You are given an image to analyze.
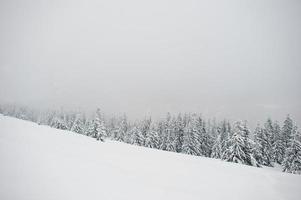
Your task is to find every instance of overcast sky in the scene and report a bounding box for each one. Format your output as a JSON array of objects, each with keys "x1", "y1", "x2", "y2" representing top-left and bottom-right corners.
[{"x1": 0, "y1": 0, "x2": 300, "y2": 126}]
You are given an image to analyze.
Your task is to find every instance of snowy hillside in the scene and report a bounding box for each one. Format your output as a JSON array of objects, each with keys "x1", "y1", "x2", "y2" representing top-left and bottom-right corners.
[{"x1": 0, "y1": 115, "x2": 300, "y2": 200}]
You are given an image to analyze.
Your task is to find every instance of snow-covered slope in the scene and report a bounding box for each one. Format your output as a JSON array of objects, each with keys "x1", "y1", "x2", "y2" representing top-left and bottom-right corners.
[{"x1": 0, "y1": 115, "x2": 300, "y2": 200}]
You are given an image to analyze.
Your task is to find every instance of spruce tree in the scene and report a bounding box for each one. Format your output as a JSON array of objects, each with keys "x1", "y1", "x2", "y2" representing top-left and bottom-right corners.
[
  {"x1": 130, "y1": 126, "x2": 144, "y2": 146},
  {"x1": 95, "y1": 108, "x2": 107, "y2": 141},
  {"x1": 272, "y1": 121, "x2": 285, "y2": 164},
  {"x1": 253, "y1": 120, "x2": 273, "y2": 167},
  {"x1": 182, "y1": 114, "x2": 200, "y2": 156},
  {"x1": 145, "y1": 128, "x2": 160, "y2": 149},
  {"x1": 282, "y1": 126, "x2": 301, "y2": 174},
  {"x1": 211, "y1": 128, "x2": 223, "y2": 159},
  {"x1": 282, "y1": 115, "x2": 294, "y2": 149},
  {"x1": 174, "y1": 114, "x2": 184, "y2": 153},
  {"x1": 116, "y1": 115, "x2": 128, "y2": 142},
  {"x1": 223, "y1": 121, "x2": 257, "y2": 166},
  {"x1": 70, "y1": 114, "x2": 84, "y2": 134},
  {"x1": 253, "y1": 124, "x2": 265, "y2": 165}
]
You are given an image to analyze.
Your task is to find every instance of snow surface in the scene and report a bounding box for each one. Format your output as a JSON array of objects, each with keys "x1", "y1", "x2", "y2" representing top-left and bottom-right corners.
[{"x1": 0, "y1": 115, "x2": 300, "y2": 200}]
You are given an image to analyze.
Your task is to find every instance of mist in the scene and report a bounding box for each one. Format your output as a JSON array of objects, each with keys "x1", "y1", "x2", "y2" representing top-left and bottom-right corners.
[{"x1": 1, "y1": 0, "x2": 301, "y2": 126}]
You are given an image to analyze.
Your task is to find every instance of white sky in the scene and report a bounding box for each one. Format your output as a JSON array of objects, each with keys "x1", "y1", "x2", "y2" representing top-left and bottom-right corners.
[{"x1": 1, "y1": 0, "x2": 301, "y2": 126}]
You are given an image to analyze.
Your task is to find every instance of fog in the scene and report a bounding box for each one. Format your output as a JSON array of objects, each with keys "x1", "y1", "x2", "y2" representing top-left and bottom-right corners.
[{"x1": 1, "y1": 0, "x2": 301, "y2": 126}]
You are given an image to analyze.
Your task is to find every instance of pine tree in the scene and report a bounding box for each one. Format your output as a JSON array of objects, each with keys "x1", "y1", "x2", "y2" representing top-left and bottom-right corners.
[
  {"x1": 253, "y1": 120, "x2": 273, "y2": 166},
  {"x1": 174, "y1": 114, "x2": 184, "y2": 153},
  {"x1": 50, "y1": 113, "x2": 68, "y2": 130},
  {"x1": 282, "y1": 126, "x2": 301, "y2": 174},
  {"x1": 116, "y1": 115, "x2": 128, "y2": 142},
  {"x1": 223, "y1": 121, "x2": 258, "y2": 166},
  {"x1": 262, "y1": 119, "x2": 274, "y2": 166},
  {"x1": 140, "y1": 117, "x2": 152, "y2": 146},
  {"x1": 200, "y1": 118, "x2": 213, "y2": 157},
  {"x1": 211, "y1": 128, "x2": 223, "y2": 159},
  {"x1": 70, "y1": 114, "x2": 84, "y2": 134},
  {"x1": 85, "y1": 120, "x2": 96, "y2": 137},
  {"x1": 130, "y1": 126, "x2": 143, "y2": 146},
  {"x1": 253, "y1": 124, "x2": 265, "y2": 165},
  {"x1": 182, "y1": 114, "x2": 200, "y2": 156},
  {"x1": 282, "y1": 115, "x2": 294, "y2": 149},
  {"x1": 217, "y1": 120, "x2": 231, "y2": 158},
  {"x1": 95, "y1": 108, "x2": 107, "y2": 141},
  {"x1": 272, "y1": 121, "x2": 285, "y2": 164},
  {"x1": 165, "y1": 117, "x2": 177, "y2": 152},
  {"x1": 145, "y1": 128, "x2": 160, "y2": 149}
]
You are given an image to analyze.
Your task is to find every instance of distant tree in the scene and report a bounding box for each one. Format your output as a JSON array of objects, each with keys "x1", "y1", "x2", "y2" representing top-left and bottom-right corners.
[
  {"x1": 165, "y1": 116, "x2": 177, "y2": 152},
  {"x1": 95, "y1": 108, "x2": 107, "y2": 141},
  {"x1": 116, "y1": 115, "x2": 128, "y2": 142},
  {"x1": 211, "y1": 128, "x2": 223, "y2": 159},
  {"x1": 145, "y1": 128, "x2": 160, "y2": 149},
  {"x1": 70, "y1": 114, "x2": 84, "y2": 134},
  {"x1": 223, "y1": 121, "x2": 258, "y2": 166},
  {"x1": 50, "y1": 113, "x2": 68, "y2": 130},
  {"x1": 282, "y1": 126, "x2": 301, "y2": 174},
  {"x1": 220, "y1": 120, "x2": 231, "y2": 157},
  {"x1": 140, "y1": 117, "x2": 152, "y2": 146},
  {"x1": 282, "y1": 115, "x2": 294, "y2": 149},
  {"x1": 130, "y1": 126, "x2": 143, "y2": 146},
  {"x1": 182, "y1": 114, "x2": 200, "y2": 156},
  {"x1": 253, "y1": 124, "x2": 265, "y2": 165},
  {"x1": 272, "y1": 121, "x2": 285, "y2": 164},
  {"x1": 174, "y1": 114, "x2": 184, "y2": 153},
  {"x1": 252, "y1": 119, "x2": 274, "y2": 167}
]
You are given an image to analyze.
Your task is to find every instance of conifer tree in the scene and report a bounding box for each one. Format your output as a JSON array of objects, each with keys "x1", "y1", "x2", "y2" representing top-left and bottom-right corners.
[
  {"x1": 130, "y1": 126, "x2": 143, "y2": 146},
  {"x1": 140, "y1": 117, "x2": 152, "y2": 146},
  {"x1": 272, "y1": 121, "x2": 285, "y2": 164},
  {"x1": 223, "y1": 121, "x2": 257, "y2": 166},
  {"x1": 95, "y1": 108, "x2": 107, "y2": 141},
  {"x1": 282, "y1": 126, "x2": 301, "y2": 174},
  {"x1": 182, "y1": 114, "x2": 200, "y2": 156},
  {"x1": 116, "y1": 115, "x2": 128, "y2": 142},
  {"x1": 211, "y1": 128, "x2": 223, "y2": 159},
  {"x1": 50, "y1": 113, "x2": 68, "y2": 130},
  {"x1": 145, "y1": 128, "x2": 160, "y2": 149},
  {"x1": 253, "y1": 124, "x2": 265, "y2": 165},
  {"x1": 282, "y1": 115, "x2": 294, "y2": 149},
  {"x1": 174, "y1": 114, "x2": 184, "y2": 153},
  {"x1": 70, "y1": 114, "x2": 84, "y2": 134}
]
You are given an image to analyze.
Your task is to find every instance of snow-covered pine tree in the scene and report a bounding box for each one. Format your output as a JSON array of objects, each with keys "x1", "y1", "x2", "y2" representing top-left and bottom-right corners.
[
  {"x1": 219, "y1": 120, "x2": 231, "y2": 157},
  {"x1": 130, "y1": 126, "x2": 144, "y2": 146},
  {"x1": 211, "y1": 126, "x2": 224, "y2": 159},
  {"x1": 182, "y1": 114, "x2": 200, "y2": 156},
  {"x1": 222, "y1": 121, "x2": 258, "y2": 166},
  {"x1": 200, "y1": 118, "x2": 213, "y2": 157},
  {"x1": 95, "y1": 108, "x2": 107, "y2": 141},
  {"x1": 174, "y1": 114, "x2": 184, "y2": 153},
  {"x1": 272, "y1": 121, "x2": 285, "y2": 164},
  {"x1": 282, "y1": 115, "x2": 294, "y2": 149},
  {"x1": 70, "y1": 114, "x2": 84, "y2": 134},
  {"x1": 260, "y1": 119, "x2": 274, "y2": 166},
  {"x1": 145, "y1": 127, "x2": 160, "y2": 149},
  {"x1": 253, "y1": 124, "x2": 265, "y2": 165},
  {"x1": 282, "y1": 126, "x2": 301, "y2": 174},
  {"x1": 50, "y1": 112, "x2": 68, "y2": 130},
  {"x1": 140, "y1": 117, "x2": 152, "y2": 147},
  {"x1": 165, "y1": 117, "x2": 177, "y2": 152},
  {"x1": 252, "y1": 120, "x2": 274, "y2": 166},
  {"x1": 157, "y1": 121, "x2": 168, "y2": 150},
  {"x1": 116, "y1": 114, "x2": 128, "y2": 142},
  {"x1": 84, "y1": 119, "x2": 96, "y2": 138}
]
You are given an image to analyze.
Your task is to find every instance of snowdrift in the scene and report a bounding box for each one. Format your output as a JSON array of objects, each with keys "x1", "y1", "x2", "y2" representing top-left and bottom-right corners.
[{"x1": 0, "y1": 115, "x2": 300, "y2": 200}]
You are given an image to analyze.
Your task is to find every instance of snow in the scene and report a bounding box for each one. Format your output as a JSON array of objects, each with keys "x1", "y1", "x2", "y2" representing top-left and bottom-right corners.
[{"x1": 0, "y1": 115, "x2": 300, "y2": 200}]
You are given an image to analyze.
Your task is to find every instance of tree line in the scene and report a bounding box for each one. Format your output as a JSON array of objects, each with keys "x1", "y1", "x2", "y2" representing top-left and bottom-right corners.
[{"x1": 0, "y1": 104, "x2": 300, "y2": 174}]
